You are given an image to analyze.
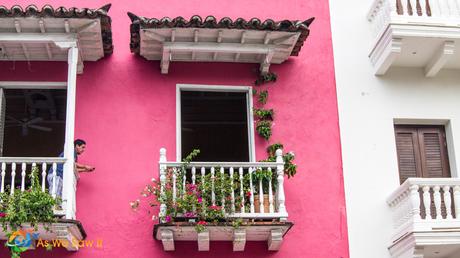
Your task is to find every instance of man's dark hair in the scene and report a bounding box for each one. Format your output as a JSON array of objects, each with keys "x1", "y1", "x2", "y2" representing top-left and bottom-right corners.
[{"x1": 74, "y1": 139, "x2": 86, "y2": 146}]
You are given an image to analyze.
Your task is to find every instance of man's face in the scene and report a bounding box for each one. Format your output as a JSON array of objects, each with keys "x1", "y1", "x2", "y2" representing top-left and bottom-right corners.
[{"x1": 75, "y1": 144, "x2": 86, "y2": 155}]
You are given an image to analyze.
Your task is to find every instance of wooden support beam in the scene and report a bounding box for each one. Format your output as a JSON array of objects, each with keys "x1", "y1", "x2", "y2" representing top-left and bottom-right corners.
[
  {"x1": 161, "y1": 50, "x2": 171, "y2": 74},
  {"x1": 14, "y1": 19, "x2": 30, "y2": 60},
  {"x1": 213, "y1": 30, "x2": 223, "y2": 60},
  {"x1": 75, "y1": 21, "x2": 98, "y2": 33},
  {"x1": 260, "y1": 50, "x2": 274, "y2": 74},
  {"x1": 160, "y1": 229, "x2": 175, "y2": 251},
  {"x1": 268, "y1": 229, "x2": 283, "y2": 251},
  {"x1": 0, "y1": 33, "x2": 77, "y2": 44},
  {"x1": 171, "y1": 29, "x2": 176, "y2": 42},
  {"x1": 144, "y1": 30, "x2": 166, "y2": 42},
  {"x1": 233, "y1": 229, "x2": 246, "y2": 251},
  {"x1": 192, "y1": 30, "x2": 199, "y2": 60},
  {"x1": 425, "y1": 41, "x2": 455, "y2": 77},
  {"x1": 39, "y1": 19, "x2": 53, "y2": 60},
  {"x1": 197, "y1": 231, "x2": 210, "y2": 251},
  {"x1": 163, "y1": 42, "x2": 273, "y2": 55},
  {"x1": 64, "y1": 19, "x2": 71, "y2": 33},
  {"x1": 235, "y1": 31, "x2": 246, "y2": 61}
]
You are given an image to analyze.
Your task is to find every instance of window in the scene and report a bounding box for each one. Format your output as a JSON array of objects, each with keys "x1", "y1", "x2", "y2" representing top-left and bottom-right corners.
[
  {"x1": 177, "y1": 85, "x2": 254, "y2": 162},
  {"x1": 394, "y1": 125, "x2": 451, "y2": 184}
]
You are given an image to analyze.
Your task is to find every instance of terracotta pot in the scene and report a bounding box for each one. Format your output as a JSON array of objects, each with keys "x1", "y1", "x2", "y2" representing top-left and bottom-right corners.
[{"x1": 254, "y1": 194, "x2": 270, "y2": 213}]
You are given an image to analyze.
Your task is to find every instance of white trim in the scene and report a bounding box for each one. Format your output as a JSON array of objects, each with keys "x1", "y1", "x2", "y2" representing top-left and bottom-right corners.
[
  {"x1": 176, "y1": 84, "x2": 256, "y2": 162},
  {"x1": 0, "y1": 81, "x2": 67, "y2": 89}
]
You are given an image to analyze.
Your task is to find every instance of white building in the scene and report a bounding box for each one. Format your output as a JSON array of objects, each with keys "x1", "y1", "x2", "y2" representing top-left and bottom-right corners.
[{"x1": 329, "y1": 1, "x2": 460, "y2": 258}]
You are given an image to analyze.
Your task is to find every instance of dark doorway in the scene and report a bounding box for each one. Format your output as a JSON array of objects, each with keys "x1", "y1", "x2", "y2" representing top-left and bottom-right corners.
[{"x1": 180, "y1": 90, "x2": 250, "y2": 162}]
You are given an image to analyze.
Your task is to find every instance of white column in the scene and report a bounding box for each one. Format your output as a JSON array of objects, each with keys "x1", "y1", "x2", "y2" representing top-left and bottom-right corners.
[
  {"x1": 159, "y1": 148, "x2": 167, "y2": 221},
  {"x1": 62, "y1": 44, "x2": 78, "y2": 219},
  {"x1": 276, "y1": 149, "x2": 288, "y2": 218}
]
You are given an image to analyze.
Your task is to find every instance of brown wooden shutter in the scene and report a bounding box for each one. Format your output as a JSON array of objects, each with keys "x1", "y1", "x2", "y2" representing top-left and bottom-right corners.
[{"x1": 395, "y1": 125, "x2": 450, "y2": 184}]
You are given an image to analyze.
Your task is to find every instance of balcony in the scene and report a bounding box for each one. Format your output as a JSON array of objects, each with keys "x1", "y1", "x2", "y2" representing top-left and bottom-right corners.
[
  {"x1": 368, "y1": 0, "x2": 460, "y2": 76},
  {"x1": 0, "y1": 157, "x2": 85, "y2": 251},
  {"x1": 388, "y1": 178, "x2": 460, "y2": 258},
  {"x1": 154, "y1": 148, "x2": 292, "y2": 252}
]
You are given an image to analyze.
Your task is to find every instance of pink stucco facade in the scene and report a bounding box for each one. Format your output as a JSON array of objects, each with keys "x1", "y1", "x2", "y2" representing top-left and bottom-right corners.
[{"x1": 0, "y1": 0, "x2": 349, "y2": 257}]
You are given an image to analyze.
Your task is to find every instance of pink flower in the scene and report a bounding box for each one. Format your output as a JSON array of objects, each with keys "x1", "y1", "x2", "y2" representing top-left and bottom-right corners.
[
  {"x1": 197, "y1": 221, "x2": 207, "y2": 226},
  {"x1": 197, "y1": 197, "x2": 202, "y2": 203},
  {"x1": 0, "y1": 212, "x2": 6, "y2": 218},
  {"x1": 209, "y1": 205, "x2": 221, "y2": 211},
  {"x1": 185, "y1": 212, "x2": 195, "y2": 218},
  {"x1": 246, "y1": 191, "x2": 252, "y2": 198},
  {"x1": 165, "y1": 215, "x2": 172, "y2": 222}
]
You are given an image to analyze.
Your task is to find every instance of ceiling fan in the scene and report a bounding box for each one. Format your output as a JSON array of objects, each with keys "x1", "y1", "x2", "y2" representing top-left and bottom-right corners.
[{"x1": 5, "y1": 116, "x2": 53, "y2": 136}]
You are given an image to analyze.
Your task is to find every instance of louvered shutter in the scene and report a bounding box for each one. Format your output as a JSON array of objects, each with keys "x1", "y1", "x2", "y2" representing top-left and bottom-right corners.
[
  {"x1": 395, "y1": 127, "x2": 422, "y2": 183},
  {"x1": 395, "y1": 125, "x2": 450, "y2": 184},
  {"x1": 417, "y1": 127, "x2": 450, "y2": 178}
]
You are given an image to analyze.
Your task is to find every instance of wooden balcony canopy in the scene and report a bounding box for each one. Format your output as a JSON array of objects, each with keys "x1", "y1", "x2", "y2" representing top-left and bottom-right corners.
[
  {"x1": 0, "y1": 4, "x2": 113, "y2": 73},
  {"x1": 128, "y1": 13, "x2": 314, "y2": 74}
]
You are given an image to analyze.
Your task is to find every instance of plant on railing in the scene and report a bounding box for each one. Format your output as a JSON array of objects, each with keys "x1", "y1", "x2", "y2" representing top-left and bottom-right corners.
[
  {"x1": 0, "y1": 167, "x2": 57, "y2": 258},
  {"x1": 131, "y1": 150, "x2": 254, "y2": 233},
  {"x1": 264, "y1": 143, "x2": 297, "y2": 178},
  {"x1": 255, "y1": 72, "x2": 277, "y2": 86}
]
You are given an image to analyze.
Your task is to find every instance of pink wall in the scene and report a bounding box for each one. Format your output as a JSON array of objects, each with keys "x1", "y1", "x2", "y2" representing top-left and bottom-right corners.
[{"x1": 0, "y1": 0, "x2": 348, "y2": 257}]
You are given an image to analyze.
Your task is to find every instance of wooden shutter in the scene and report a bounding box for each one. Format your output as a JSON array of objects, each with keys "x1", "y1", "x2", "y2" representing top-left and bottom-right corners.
[{"x1": 395, "y1": 125, "x2": 450, "y2": 184}]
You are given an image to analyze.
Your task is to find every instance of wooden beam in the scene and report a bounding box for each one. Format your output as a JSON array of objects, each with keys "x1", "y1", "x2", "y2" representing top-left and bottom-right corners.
[
  {"x1": 163, "y1": 42, "x2": 273, "y2": 55},
  {"x1": 39, "y1": 19, "x2": 53, "y2": 60},
  {"x1": 235, "y1": 31, "x2": 246, "y2": 61},
  {"x1": 144, "y1": 30, "x2": 166, "y2": 42},
  {"x1": 160, "y1": 229, "x2": 175, "y2": 251},
  {"x1": 233, "y1": 229, "x2": 246, "y2": 251},
  {"x1": 0, "y1": 33, "x2": 77, "y2": 44},
  {"x1": 192, "y1": 30, "x2": 199, "y2": 60},
  {"x1": 268, "y1": 229, "x2": 283, "y2": 251},
  {"x1": 64, "y1": 19, "x2": 70, "y2": 33},
  {"x1": 260, "y1": 50, "x2": 274, "y2": 74},
  {"x1": 213, "y1": 30, "x2": 223, "y2": 60},
  {"x1": 14, "y1": 19, "x2": 30, "y2": 60},
  {"x1": 197, "y1": 231, "x2": 210, "y2": 251},
  {"x1": 171, "y1": 29, "x2": 176, "y2": 42},
  {"x1": 161, "y1": 50, "x2": 171, "y2": 74},
  {"x1": 425, "y1": 41, "x2": 455, "y2": 77}
]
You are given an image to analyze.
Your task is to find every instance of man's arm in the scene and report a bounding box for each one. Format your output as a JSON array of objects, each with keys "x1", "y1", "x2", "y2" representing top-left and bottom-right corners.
[{"x1": 75, "y1": 162, "x2": 95, "y2": 172}]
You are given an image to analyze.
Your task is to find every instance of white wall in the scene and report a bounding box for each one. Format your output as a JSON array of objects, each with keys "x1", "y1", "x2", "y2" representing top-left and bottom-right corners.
[{"x1": 329, "y1": 1, "x2": 460, "y2": 257}]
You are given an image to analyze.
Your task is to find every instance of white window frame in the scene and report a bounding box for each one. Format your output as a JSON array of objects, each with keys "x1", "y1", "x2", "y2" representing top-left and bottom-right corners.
[{"x1": 176, "y1": 84, "x2": 256, "y2": 162}]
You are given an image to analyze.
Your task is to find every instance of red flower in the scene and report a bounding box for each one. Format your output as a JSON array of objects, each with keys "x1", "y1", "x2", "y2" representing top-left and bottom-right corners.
[
  {"x1": 197, "y1": 221, "x2": 207, "y2": 226},
  {"x1": 246, "y1": 191, "x2": 252, "y2": 197},
  {"x1": 0, "y1": 212, "x2": 6, "y2": 218}
]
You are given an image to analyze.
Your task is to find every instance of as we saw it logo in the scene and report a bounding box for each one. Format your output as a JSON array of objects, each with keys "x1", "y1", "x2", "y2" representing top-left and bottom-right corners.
[{"x1": 6, "y1": 229, "x2": 40, "y2": 253}]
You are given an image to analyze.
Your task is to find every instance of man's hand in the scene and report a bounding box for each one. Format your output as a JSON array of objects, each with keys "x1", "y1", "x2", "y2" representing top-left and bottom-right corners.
[{"x1": 85, "y1": 165, "x2": 95, "y2": 172}]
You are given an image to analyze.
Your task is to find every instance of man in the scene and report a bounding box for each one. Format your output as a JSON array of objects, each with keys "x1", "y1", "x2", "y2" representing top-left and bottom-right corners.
[{"x1": 48, "y1": 139, "x2": 95, "y2": 197}]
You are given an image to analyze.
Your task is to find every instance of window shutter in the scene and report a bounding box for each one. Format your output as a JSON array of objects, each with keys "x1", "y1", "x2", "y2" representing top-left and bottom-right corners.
[
  {"x1": 395, "y1": 127, "x2": 422, "y2": 183},
  {"x1": 417, "y1": 127, "x2": 450, "y2": 178},
  {"x1": 395, "y1": 125, "x2": 451, "y2": 184}
]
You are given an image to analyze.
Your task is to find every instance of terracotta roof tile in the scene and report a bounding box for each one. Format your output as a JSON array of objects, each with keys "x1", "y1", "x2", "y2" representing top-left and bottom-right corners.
[
  {"x1": 0, "y1": 4, "x2": 113, "y2": 56},
  {"x1": 128, "y1": 13, "x2": 314, "y2": 56}
]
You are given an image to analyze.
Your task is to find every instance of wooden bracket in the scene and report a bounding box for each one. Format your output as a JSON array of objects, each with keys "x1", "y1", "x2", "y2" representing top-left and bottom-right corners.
[
  {"x1": 160, "y1": 229, "x2": 175, "y2": 251},
  {"x1": 268, "y1": 228, "x2": 283, "y2": 251},
  {"x1": 233, "y1": 228, "x2": 246, "y2": 251},
  {"x1": 197, "y1": 231, "x2": 210, "y2": 251}
]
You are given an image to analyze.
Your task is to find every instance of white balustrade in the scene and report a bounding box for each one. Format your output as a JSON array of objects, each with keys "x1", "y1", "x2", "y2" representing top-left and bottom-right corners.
[
  {"x1": 388, "y1": 178, "x2": 460, "y2": 233},
  {"x1": 368, "y1": 0, "x2": 460, "y2": 38},
  {"x1": 158, "y1": 148, "x2": 288, "y2": 220}
]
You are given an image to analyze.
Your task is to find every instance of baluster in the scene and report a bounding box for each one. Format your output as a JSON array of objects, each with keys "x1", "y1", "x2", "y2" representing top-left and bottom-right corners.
[
  {"x1": 211, "y1": 167, "x2": 215, "y2": 206},
  {"x1": 453, "y1": 186, "x2": 460, "y2": 218},
  {"x1": 433, "y1": 186, "x2": 442, "y2": 219},
  {"x1": 424, "y1": 0, "x2": 432, "y2": 16},
  {"x1": 249, "y1": 167, "x2": 255, "y2": 213},
  {"x1": 39, "y1": 163, "x2": 46, "y2": 192},
  {"x1": 230, "y1": 167, "x2": 235, "y2": 213},
  {"x1": 201, "y1": 167, "x2": 206, "y2": 212},
  {"x1": 406, "y1": 0, "x2": 415, "y2": 15},
  {"x1": 0, "y1": 163, "x2": 5, "y2": 193},
  {"x1": 10, "y1": 163, "x2": 16, "y2": 195},
  {"x1": 409, "y1": 184, "x2": 421, "y2": 220},
  {"x1": 259, "y1": 168, "x2": 264, "y2": 213},
  {"x1": 443, "y1": 186, "x2": 453, "y2": 219},
  {"x1": 21, "y1": 163, "x2": 26, "y2": 192},
  {"x1": 192, "y1": 167, "x2": 196, "y2": 213},
  {"x1": 396, "y1": 0, "x2": 404, "y2": 15},
  {"x1": 422, "y1": 186, "x2": 432, "y2": 219},
  {"x1": 239, "y1": 167, "x2": 245, "y2": 213},
  {"x1": 172, "y1": 167, "x2": 177, "y2": 205},
  {"x1": 268, "y1": 167, "x2": 274, "y2": 213},
  {"x1": 276, "y1": 149, "x2": 287, "y2": 216},
  {"x1": 159, "y1": 148, "x2": 167, "y2": 221},
  {"x1": 416, "y1": 0, "x2": 422, "y2": 15},
  {"x1": 220, "y1": 167, "x2": 225, "y2": 215},
  {"x1": 51, "y1": 163, "x2": 57, "y2": 198},
  {"x1": 182, "y1": 168, "x2": 186, "y2": 198}
]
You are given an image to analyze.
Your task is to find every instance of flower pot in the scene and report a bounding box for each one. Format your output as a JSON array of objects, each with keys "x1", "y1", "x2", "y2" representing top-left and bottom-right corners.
[{"x1": 254, "y1": 194, "x2": 270, "y2": 213}]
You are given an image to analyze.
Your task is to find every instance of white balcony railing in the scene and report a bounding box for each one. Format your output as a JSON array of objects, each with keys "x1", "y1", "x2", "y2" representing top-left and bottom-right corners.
[
  {"x1": 158, "y1": 148, "x2": 288, "y2": 221},
  {"x1": 388, "y1": 178, "x2": 460, "y2": 239},
  {"x1": 0, "y1": 157, "x2": 77, "y2": 218},
  {"x1": 368, "y1": 0, "x2": 460, "y2": 38}
]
